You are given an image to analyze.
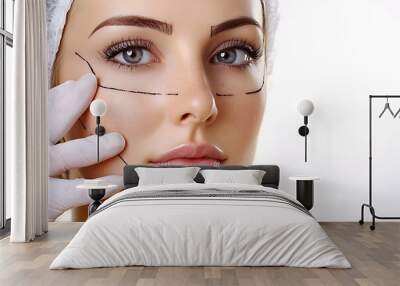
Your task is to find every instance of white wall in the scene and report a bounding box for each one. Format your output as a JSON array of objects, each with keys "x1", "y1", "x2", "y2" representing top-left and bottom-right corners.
[{"x1": 255, "y1": 0, "x2": 400, "y2": 221}]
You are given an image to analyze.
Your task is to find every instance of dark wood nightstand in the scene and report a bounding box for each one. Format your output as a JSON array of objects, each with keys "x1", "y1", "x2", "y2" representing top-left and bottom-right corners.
[
  {"x1": 289, "y1": 176, "x2": 320, "y2": 210},
  {"x1": 77, "y1": 181, "x2": 117, "y2": 216}
]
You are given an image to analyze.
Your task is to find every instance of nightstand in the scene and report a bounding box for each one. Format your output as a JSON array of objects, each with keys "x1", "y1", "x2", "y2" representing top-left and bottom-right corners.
[
  {"x1": 77, "y1": 180, "x2": 118, "y2": 216},
  {"x1": 289, "y1": 176, "x2": 320, "y2": 210}
]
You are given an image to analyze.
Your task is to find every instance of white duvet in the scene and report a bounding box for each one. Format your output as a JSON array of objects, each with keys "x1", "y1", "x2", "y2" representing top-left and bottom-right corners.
[{"x1": 50, "y1": 183, "x2": 351, "y2": 269}]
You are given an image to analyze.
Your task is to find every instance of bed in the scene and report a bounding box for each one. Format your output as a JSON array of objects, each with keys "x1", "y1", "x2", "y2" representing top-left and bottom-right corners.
[{"x1": 50, "y1": 165, "x2": 351, "y2": 269}]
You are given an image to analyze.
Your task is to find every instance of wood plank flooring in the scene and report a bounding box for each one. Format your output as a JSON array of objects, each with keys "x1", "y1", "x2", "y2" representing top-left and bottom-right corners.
[{"x1": 0, "y1": 222, "x2": 399, "y2": 286}]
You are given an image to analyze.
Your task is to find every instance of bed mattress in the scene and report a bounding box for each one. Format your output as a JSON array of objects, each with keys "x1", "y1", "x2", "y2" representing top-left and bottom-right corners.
[{"x1": 50, "y1": 183, "x2": 351, "y2": 269}]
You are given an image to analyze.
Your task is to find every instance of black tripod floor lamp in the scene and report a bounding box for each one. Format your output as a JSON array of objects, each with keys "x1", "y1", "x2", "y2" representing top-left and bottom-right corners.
[{"x1": 359, "y1": 95, "x2": 400, "y2": 230}]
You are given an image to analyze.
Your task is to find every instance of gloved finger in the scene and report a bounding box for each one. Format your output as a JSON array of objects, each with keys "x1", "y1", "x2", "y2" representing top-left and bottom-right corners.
[
  {"x1": 48, "y1": 175, "x2": 124, "y2": 220},
  {"x1": 48, "y1": 73, "x2": 98, "y2": 145},
  {"x1": 49, "y1": 132, "x2": 125, "y2": 177}
]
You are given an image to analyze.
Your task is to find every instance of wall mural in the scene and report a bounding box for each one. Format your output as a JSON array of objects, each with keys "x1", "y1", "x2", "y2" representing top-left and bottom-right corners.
[{"x1": 47, "y1": 0, "x2": 277, "y2": 220}]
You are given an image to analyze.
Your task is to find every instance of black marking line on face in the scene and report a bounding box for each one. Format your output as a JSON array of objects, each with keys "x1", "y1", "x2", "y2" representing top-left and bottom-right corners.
[
  {"x1": 118, "y1": 154, "x2": 128, "y2": 165},
  {"x1": 75, "y1": 52, "x2": 97, "y2": 76},
  {"x1": 74, "y1": 51, "x2": 178, "y2": 96},
  {"x1": 245, "y1": 75, "x2": 265, "y2": 95},
  {"x1": 98, "y1": 85, "x2": 162, "y2": 96},
  {"x1": 215, "y1": 73, "x2": 265, "y2": 97},
  {"x1": 79, "y1": 119, "x2": 128, "y2": 166},
  {"x1": 79, "y1": 119, "x2": 87, "y2": 130}
]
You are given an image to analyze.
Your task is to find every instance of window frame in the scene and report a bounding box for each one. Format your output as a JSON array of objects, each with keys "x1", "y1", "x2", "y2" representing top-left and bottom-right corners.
[{"x1": 0, "y1": 0, "x2": 14, "y2": 234}]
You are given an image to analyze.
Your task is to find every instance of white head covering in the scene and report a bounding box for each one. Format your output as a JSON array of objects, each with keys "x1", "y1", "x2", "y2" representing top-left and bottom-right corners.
[
  {"x1": 264, "y1": 0, "x2": 279, "y2": 74},
  {"x1": 46, "y1": 0, "x2": 279, "y2": 82},
  {"x1": 46, "y1": 0, "x2": 74, "y2": 82}
]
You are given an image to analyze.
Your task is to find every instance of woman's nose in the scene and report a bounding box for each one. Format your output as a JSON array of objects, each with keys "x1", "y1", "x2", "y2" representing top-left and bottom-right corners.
[{"x1": 169, "y1": 68, "x2": 218, "y2": 127}]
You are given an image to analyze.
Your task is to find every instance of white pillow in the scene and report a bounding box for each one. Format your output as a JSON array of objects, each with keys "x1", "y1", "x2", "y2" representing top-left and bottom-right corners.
[
  {"x1": 135, "y1": 167, "x2": 201, "y2": 186},
  {"x1": 200, "y1": 169, "x2": 266, "y2": 185}
]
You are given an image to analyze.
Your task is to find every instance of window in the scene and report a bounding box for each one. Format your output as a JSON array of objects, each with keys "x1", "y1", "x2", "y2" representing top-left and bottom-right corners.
[{"x1": 0, "y1": 0, "x2": 14, "y2": 233}]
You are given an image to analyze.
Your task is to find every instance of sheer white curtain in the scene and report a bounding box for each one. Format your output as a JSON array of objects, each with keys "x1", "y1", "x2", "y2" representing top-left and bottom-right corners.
[{"x1": 9, "y1": 0, "x2": 48, "y2": 242}]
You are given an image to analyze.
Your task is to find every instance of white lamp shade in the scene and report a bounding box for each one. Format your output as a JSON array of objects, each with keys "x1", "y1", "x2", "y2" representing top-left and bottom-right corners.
[
  {"x1": 90, "y1": 99, "x2": 107, "y2": 117},
  {"x1": 297, "y1": 99, "x2": 315, "y2": 116}
]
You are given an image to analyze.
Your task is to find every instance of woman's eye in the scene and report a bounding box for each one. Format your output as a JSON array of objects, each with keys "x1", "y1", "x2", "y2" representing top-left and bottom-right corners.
[
  {"x1": 213, "y1": 48, "x2": 252, "y2": 66},
  {"x1": 113, "y1": 48, "x2": 153, "y2": 65}
]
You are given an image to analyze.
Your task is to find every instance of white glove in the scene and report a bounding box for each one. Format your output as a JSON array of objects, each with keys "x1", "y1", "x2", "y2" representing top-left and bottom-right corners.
[{"x1": 48, "y1": 73, "x2": 126, "y2": 220}]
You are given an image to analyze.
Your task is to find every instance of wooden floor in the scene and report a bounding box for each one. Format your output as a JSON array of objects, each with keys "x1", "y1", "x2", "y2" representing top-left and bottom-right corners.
[{"x1": 0, "y1": 222, "x2": 399, "y2": 286}]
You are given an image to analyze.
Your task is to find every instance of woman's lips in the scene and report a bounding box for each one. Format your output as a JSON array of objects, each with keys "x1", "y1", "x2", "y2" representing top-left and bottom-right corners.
[{"x1": 150, "y1": 144, "x2": 227, "y2": 166}]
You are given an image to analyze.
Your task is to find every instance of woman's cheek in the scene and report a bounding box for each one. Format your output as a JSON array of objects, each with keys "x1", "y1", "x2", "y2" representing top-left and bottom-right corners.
[
  {"x1": 215, "y1": 95, "x2": 265, "y2": 164},
  {"x1": 104, "y1": 90, "x2": 167, "y2": 150},
  {"x1": 75, "y1": 90, "x2": 167, "y2": 178}
]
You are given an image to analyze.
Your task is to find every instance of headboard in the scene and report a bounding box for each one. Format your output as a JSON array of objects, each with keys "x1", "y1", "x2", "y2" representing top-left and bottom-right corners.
[{"x1": 123, "y1": 165, "x2": 280, "y2": 189}]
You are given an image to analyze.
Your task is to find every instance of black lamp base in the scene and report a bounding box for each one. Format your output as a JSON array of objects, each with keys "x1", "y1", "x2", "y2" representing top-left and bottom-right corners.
[
  {"x1": 95, "y1": 125, "x2": 106, "y2": 136},
  {"x1": 298, "y1": 126, "x2": 309, "y2": 136}
]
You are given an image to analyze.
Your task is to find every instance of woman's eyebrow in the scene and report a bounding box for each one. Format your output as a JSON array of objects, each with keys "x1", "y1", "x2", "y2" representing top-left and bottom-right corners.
[
  {"x1": 210, "y1": 16, "x2": 261, "y2": 37},
  {"x1": 89, "y1": 15, "x2": 173, "y2": 38}
]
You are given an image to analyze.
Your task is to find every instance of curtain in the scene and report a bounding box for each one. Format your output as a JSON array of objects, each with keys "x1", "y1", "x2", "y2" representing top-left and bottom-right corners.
[{"x1": 9, "y1": 0, "x2": 48, "y2": 242}]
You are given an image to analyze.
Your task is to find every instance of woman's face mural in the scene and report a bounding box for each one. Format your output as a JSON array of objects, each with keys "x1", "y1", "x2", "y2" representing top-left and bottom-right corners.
[{"x1": 53, "y1": 0, "x2": 267, "y2": 179}]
